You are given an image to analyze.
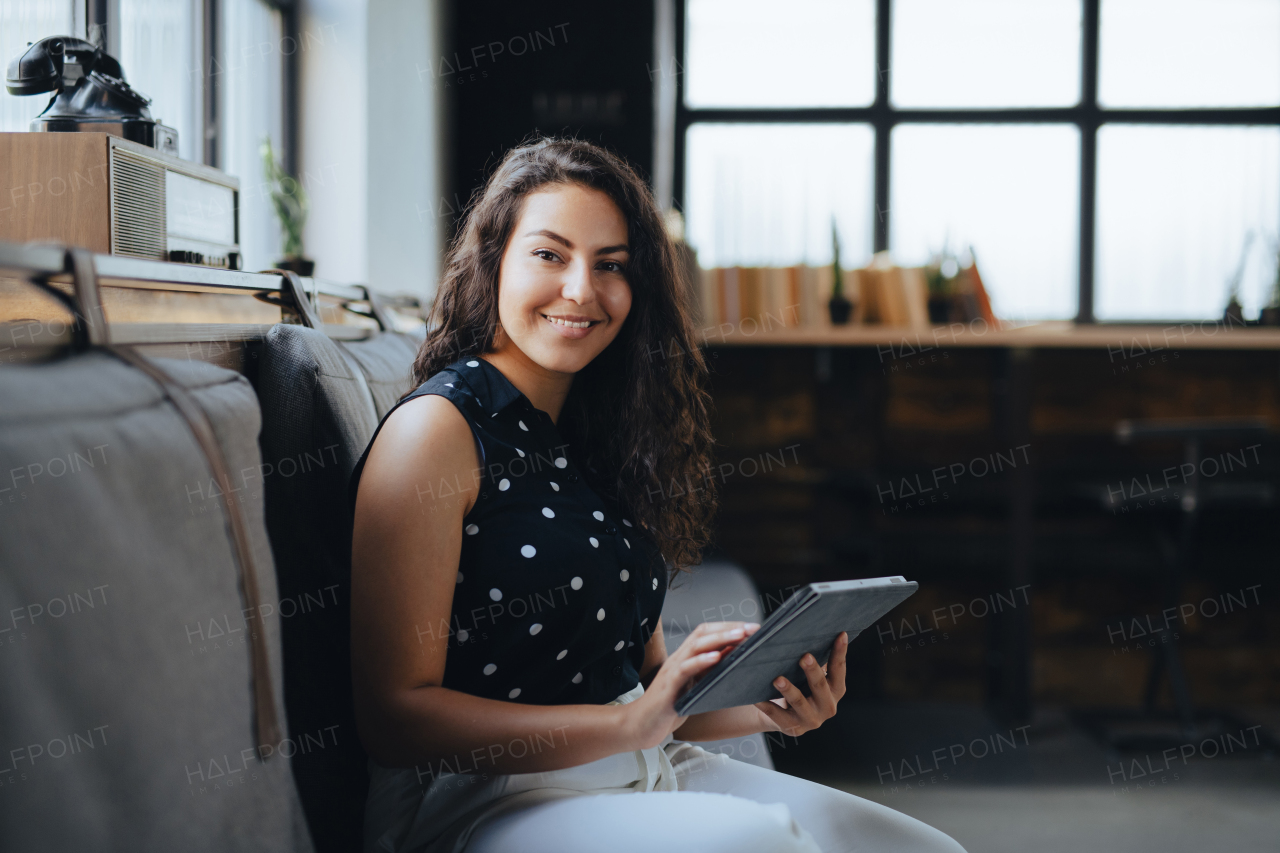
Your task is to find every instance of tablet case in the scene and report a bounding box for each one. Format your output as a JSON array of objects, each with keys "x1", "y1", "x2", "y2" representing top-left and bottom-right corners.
[{"x1": 674, "y1": 576, "x2": 918, "y2": 716}]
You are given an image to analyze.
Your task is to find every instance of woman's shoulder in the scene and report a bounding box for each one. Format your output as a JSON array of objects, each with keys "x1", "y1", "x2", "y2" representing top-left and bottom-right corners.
[{"x1": 361, "y1": 379, "x2": 479, "y2": 497}]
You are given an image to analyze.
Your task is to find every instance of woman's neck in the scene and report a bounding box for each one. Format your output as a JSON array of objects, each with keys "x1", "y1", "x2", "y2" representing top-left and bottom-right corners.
[{"x1": 480, "y1": 346, "x2": 574, "y2": 425}]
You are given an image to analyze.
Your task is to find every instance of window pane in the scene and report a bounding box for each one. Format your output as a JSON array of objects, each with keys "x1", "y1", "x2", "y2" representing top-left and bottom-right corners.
[
  {"x1": 891, "y1": 125, "x2": 1080, "y2": 321},
  {"x1": 120, "y1": 0, "x2": 201, "y2": 161},
  {"x1": 220, "y1": 0, "x2": 285, "y2": 271},
  {"x1": 892, "y1": 0, "x2": 1081, "y2": 107},
  {"x1": 1096, "y1": 126, "x2": 1280, "y2": 321},
  {"x1": 684, "y1": 124, "x2": 874, "y2": 268},
  {"x1": 1099, "y1": 0, "x2": 1280, "y2": 108},
  {"x1": 1, "y1": 1, "x2": 74, "y2": 134},
  {"x1": 684, "y1": 0, "x2": 875, "y2": 108}
]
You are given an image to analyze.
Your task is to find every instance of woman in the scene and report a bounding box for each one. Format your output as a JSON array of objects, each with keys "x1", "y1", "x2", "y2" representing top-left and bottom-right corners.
[{"x1": 349, "y1": 138, "x2": 965, "y2": 853}]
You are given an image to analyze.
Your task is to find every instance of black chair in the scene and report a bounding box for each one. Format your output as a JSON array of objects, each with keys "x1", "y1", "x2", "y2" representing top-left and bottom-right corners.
[{"x1": 1076, "y1": 417, "x2": 1275, "y2": 754}]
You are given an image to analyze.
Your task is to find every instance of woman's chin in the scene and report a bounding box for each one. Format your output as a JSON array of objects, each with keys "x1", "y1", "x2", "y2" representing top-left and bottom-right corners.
[{"x1": 525, "y1": 342, "x2": 602, "y2": 376}]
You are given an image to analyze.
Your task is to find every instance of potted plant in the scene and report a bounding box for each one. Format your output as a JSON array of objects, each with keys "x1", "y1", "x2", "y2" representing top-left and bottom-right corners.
[
  {"x1": 1262, "y1": 236, "x2": 1280, "y2": 326},
  {"x1": 261, "y1": 137, "x2": 314, "y2": 276},
  {"x1": 828, "y1": 220, "x2": 853, "y2": 325},
  {"x1": 925, "y1": 249, "x2": 961, "y2": 324}
]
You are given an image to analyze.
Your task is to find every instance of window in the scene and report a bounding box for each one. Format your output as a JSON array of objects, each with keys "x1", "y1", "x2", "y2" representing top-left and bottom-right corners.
[
  {"x1": 676, "y1": 0, "x2": 1280, "y2": 322},
  {"x1": 120, "y1": 0, "x2": 203, "y2": 162},
  {"x1": 1, "y1": 0, "x2": 288, "y2": 270},
  {"x1": 1, "y1": 1, "x2": 75, "y2": 134},
  {"x1": 219, "y1": 0, "x2": 285, "y2": 271}
]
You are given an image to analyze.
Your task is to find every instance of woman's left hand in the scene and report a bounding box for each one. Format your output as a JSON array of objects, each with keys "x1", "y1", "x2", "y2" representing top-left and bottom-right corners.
[{"x1": 753, "y1": 631, "x2": 848, "y2": 737}]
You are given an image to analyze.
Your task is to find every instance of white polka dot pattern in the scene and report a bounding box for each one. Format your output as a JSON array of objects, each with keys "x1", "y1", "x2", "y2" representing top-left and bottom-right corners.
[{"x1": 520, "y1": 545, "x2": 536, "y2": 558}]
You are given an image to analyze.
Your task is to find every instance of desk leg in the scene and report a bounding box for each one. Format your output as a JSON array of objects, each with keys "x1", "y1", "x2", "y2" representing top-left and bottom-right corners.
[{"x1": 997, "y1": 347, "x2": 1034, "y2": 724}]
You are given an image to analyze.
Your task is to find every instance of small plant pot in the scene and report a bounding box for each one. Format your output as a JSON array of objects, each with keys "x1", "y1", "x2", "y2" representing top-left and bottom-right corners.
[
  {"x1": 828, "y1": 294, "x2": 853, "y2": 325},
  {"x1": 273, "y1": 256, "x2": 315, "y2": 277}
]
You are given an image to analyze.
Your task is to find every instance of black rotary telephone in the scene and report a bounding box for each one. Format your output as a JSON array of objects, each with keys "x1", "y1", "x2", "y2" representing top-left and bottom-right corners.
[{"x1": 5, "y1": 36, "x2": 178, "y2": 156}]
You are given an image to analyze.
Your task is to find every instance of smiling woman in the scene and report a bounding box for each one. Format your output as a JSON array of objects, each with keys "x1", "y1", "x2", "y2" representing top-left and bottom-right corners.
[{"x1": 348, "y1": 138, "x2": 966, "y2": 853}]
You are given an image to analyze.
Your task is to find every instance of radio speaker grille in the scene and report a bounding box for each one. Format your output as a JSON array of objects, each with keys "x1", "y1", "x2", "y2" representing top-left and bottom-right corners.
[{"x1": 111, "y1": 150, "x2": 167, "y2": 260}]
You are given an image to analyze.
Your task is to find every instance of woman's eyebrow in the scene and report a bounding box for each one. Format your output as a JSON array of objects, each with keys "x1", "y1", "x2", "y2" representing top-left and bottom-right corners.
[
  {"x1": 523, "y1": 229, "x2": 629, "y2": 255},
  {"x1": 524, "y1": 229, "x2": 573, "y2": 248}
]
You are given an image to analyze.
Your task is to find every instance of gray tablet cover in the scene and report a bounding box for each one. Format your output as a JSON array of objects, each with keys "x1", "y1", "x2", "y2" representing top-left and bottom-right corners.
[{"x1": 674, "y1": 576, "x2": 918, "y2": 716}]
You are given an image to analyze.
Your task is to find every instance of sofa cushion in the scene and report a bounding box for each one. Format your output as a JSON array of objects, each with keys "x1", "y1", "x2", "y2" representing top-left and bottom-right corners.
[
  {"x1": 0, "y1": 350, "x2": 312, "y2": 851},
  {"x1": 255, "y1": 324, "x2": 385, "y2": 853},
  {"x1": 338, "y1": 332, "x2": 420, "y2": 418}
]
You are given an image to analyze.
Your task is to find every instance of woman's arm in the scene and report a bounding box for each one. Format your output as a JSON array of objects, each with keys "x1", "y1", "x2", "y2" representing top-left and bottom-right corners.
[{"x1": 350, "y1": 395, "x2": 739, "y2": 776}]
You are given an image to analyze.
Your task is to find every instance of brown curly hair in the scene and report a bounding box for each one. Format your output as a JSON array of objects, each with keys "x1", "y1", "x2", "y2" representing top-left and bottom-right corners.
[{"x1": 406, "y1": 137, "x2": 716, "y2": 577}]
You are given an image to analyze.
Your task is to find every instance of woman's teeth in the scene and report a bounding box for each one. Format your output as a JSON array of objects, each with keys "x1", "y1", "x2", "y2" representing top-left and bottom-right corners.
[{"x1": 545, "y1": 315, "x2": 594, "y2": 329}]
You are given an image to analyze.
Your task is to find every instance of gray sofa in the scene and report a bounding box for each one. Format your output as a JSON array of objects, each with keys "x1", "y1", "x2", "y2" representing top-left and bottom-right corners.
[{"x1": 0, "y1": 255, "x2": 775, "y2": 850}]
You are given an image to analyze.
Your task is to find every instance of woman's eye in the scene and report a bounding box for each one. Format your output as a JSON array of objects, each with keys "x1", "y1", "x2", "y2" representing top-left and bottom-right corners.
[
  {"x1": 599, "y1": 261, "x2": 625, "y2": 273},
  {"x1": 534, "y1": 249, "x2": 560, "y2": 262}
]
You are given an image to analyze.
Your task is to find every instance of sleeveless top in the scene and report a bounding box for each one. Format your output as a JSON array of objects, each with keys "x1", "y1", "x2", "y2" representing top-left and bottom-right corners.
[{"x1": 348, "y1": 355, "x2": 669, "y2": 707}]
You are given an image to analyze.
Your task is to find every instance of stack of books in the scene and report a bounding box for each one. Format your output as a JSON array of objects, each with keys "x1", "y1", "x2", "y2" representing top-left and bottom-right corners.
[{"x1": 695, "y1": 258, "x2": 998, "y2": 332}]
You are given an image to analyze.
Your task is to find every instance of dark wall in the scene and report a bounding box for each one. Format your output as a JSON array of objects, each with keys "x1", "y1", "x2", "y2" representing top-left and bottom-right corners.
[{"x1": 442, "y1": 1, "x2": 655, "y2": 233}]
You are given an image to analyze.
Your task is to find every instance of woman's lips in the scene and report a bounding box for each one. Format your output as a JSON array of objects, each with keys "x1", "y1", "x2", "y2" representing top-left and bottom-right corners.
[{"x1": 541, "y1": 313, "x2": 601, "y2": 339}]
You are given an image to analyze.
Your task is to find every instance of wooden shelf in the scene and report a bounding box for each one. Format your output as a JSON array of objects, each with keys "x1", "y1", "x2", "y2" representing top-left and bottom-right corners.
[{"x1": 700, "y1": 319, "x2": 1280, "y2": 350}]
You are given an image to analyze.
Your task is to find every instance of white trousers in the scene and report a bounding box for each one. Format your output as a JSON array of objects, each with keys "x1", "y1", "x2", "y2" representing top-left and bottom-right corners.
[
  {"x1": 461, "y1": 740, "x2": 967, "y2": 853},
  {"x1": 365, "y1": 682, "x2": 966, "y2": 853}
]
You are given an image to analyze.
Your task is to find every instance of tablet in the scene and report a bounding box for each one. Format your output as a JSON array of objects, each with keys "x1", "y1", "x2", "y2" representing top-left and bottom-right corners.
[{"x1": 673, "y1": 576, "x2": 918, "y2": 716}]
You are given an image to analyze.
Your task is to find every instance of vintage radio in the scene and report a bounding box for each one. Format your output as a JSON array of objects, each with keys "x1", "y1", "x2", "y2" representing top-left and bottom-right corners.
[{"x1": 0, "y1": 132, "x2": 240, "y2": 269}]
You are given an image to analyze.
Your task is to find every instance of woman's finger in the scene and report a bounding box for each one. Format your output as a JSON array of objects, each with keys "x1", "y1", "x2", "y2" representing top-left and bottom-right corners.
[
  {"x1": 797, "y1": 653, "x2": 835, "y2": 717},
  {"x1": 827, "y1": 632, "x2": 849, "y2": 700},
  {"x1": 771, "y1": 674, "x2": 808, "y2": 713},
  {"x1": 679, "y1": 650, "x2": 722, "y2": 675}
]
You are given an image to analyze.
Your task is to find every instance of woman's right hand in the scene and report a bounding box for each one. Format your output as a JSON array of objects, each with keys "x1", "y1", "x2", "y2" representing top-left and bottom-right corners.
[{"x1": 622, "y1": 620, "x2": 760, "y2": 749}]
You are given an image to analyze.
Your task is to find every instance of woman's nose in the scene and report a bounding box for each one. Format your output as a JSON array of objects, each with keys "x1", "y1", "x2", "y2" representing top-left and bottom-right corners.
[{"x1": 561, "y1": 259, "x2": 595, "y2": 303}]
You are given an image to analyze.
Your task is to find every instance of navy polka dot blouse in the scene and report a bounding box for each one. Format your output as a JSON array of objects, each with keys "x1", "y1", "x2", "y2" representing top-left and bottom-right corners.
[{"x1": 349, "y1": 356, "x2": 668, "y2": 706}]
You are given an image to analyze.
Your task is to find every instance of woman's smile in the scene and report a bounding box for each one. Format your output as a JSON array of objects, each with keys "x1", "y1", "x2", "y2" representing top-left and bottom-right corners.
[{"x1": 540, "y1": 311, "x2": 604, "y2": 338}]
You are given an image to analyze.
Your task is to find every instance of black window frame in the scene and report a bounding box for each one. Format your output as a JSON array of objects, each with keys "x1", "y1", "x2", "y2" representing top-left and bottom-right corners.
[{"x1": 672, "y1": 0, "x2": 1280, "y2": 323}]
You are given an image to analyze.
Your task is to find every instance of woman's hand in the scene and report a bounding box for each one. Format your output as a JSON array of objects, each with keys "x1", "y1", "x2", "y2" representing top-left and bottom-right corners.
[
  {"x1": 753, "y1": 631, "x2": 848, "y2": 738},
  {"x1": 622, "y1": 621, "x2": 759, "y2": 749}
]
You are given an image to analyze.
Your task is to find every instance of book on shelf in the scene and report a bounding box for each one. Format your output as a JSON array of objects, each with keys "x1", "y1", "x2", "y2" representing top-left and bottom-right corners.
[{"x1": 697, "y1": 262, "x2": 933, "y2": 332}]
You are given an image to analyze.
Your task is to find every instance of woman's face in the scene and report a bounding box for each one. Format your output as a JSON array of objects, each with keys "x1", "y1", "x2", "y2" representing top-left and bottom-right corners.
[{"x1": 494, "y1": 183, "x2": 632, "y2": 375}]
